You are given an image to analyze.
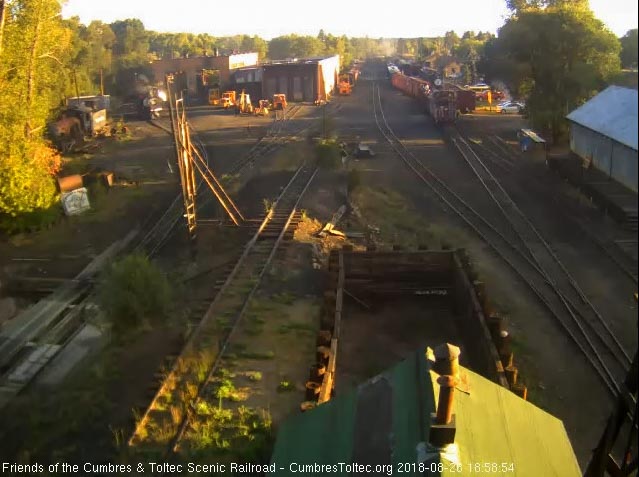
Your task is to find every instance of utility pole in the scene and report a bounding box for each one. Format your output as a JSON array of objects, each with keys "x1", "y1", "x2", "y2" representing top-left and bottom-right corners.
[{"x1": 100, "y1": 68, "x2": 104, "y2": 96}]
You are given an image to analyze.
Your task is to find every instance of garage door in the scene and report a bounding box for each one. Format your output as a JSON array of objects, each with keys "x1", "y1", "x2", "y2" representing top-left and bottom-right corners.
[{"x1": 293, "y1": 77, "x2": 303, "y2": 101}]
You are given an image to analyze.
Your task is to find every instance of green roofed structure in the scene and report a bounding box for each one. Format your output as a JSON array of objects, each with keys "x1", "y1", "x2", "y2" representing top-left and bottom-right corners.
[{"x1": 270, "y1": 347, "x2": 581, "y2": 477}]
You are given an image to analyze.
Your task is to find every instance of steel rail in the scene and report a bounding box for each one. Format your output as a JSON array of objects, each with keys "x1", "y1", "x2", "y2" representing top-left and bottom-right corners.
[
  {"x1": 128, "y1": 163, "x2": 318, "y2": 453},
  {"x1": 453, "y1": 132, "x2": 630, "y2": 367},
  {"x1": 371, "y1": 82, "x2": 620, "y2": 396},
  {"x1": 477, "y1": 132, "x2": 638, "y2": 286},
  {"x1": 170, "y1": 164, "x2": 318, "y2": 454}
]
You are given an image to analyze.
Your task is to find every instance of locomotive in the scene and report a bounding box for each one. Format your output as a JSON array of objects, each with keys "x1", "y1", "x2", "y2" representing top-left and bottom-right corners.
[{"x1": 390, "y1": 72, "x2": 476, "y2": 124}]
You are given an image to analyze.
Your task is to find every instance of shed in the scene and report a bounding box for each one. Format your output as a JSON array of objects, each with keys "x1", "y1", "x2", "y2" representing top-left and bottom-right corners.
[
  {"x1": 271, "y1": 348, "x2": 581, "y2": 477},
  {"x1": 566, "y1": 86, "x2": 638, "y2": 192},
  {"x1": 262, "y1": 55, "x2": 340, "y2": 103}
]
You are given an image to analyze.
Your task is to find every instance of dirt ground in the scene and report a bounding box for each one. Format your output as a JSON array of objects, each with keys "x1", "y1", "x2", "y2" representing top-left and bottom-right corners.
[
  {"x1": 0, "y1": 103, "x2": 325, "y2": 462},
  {"x1": 337, "y1": 298, "x2": 458, "y2": 391},
  {"x1": 2, "y1": 69, "x2": 636, "y2": 468},
  {"x1": 329, "y1": 74, "x2": 637, "y2": 468}
]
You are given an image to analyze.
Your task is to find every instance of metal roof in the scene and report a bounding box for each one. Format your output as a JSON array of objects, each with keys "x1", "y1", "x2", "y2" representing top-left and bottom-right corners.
[
  {"x1": 271, "y1": 348, "x2": 581, "y2": 476},
  {"x1": 566, "y1": 86, "x2": 638, "y2": 151}
]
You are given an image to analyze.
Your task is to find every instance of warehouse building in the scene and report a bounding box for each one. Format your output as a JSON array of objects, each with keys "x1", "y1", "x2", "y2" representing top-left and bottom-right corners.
[
  {"x1": 149, "y1": 52, "x2": 258, "y2": 97},
  {"x1": 566, "y1": 86, "x2": 638, "y2": 192},
  {"x1": 261, "y1": 55, "x2": 340, "y2": 103}
]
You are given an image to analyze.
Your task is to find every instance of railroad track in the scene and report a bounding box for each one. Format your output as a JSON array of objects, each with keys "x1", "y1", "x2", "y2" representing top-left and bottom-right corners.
[
  {"x1": 128, "y1": 163, "x2": 318, "y2": 453},
  {"x1": 463, "y1": 131, "x2": 638, "y2": 285},
  {"x1": 371, "y1": 82, "x2": 630, "y2": 397},
  {"x1": 139, "y1": 105, "x2": 307, "y2": 255}
]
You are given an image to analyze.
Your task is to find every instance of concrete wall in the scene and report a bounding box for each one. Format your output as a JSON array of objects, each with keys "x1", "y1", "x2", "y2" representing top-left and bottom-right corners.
[{"x1": 570, "y1": 122, "x2": 638, "y2": 192}]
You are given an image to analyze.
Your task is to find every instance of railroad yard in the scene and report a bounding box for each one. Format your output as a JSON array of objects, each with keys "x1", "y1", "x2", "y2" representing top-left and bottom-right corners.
[{"x1": 0, "y1": 59, "x2": 637, "y2": 473}]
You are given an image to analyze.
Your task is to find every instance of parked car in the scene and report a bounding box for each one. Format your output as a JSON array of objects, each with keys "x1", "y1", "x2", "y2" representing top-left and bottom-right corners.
[{"x1": 497, "y1": 101, "x2": 525, "y2": 114}]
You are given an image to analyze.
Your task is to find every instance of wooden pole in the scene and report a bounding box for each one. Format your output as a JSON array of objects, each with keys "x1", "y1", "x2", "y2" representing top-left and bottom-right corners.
[{"x1": 100, "y1": 68, "x2": 104, "y2": 95}]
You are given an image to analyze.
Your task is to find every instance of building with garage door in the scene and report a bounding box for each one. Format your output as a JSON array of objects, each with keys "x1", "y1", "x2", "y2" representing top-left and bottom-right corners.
[
  {"x1": 261, "y1": 55, "x2": 340, "y2": 103},
  {"x1": 566, "y1": 86, "x2": 638, "y2": 192}
]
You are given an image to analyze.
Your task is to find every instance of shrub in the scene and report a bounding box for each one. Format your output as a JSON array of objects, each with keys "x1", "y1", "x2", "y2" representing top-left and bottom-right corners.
[
  {"x1": 315, "y1": 141, "x2": 341, "y2": 170},
  {"x1": 98, "y1": 253, "x2": 172, "y2": 334}
]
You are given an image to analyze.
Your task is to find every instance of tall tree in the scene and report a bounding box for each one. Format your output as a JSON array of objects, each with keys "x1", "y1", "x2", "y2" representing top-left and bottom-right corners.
[
  {"x1": 0, "y1": 0, "x2": 6, "y2": 55},
  {"x1": 0, "y1": 0, "x2": 67, "y2": 230},
  {"x1": 620, "y1": 29, "x2": 638, "y2": 69},
  {"x1": 488, "y1": 1, "x2": 620, "y2": 141}
]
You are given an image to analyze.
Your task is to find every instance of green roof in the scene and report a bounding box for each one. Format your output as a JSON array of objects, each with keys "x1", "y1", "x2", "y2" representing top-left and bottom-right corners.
[{"x1": 270, "y1": 349, "x2": 580, "y2": 477}]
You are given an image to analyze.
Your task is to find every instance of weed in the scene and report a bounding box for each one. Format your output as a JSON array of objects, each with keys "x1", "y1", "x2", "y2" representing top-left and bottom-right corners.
[
  {"x1": 316, "y1": 140, "x2": 341, "y2": 169},
  {"x1": 238, "y1": 350, "x2": 275, "y2": 360},
  {"x1": 244, "y1": 371, "x2": 263, "y2": 382},
  {"x1": 277, "y1": 381, "x2": 294, "y2": 392},
  {"x1": 97, "y1": 253, "x2": 172, "y2": 335},
  {"x1": 278, "y1": 322, "x2": 315, "y2": 334},
  {"x1": 263, "y1": 198, "x2": 273, "y2": 214},
  {"x1": 271, "y1": 292, "x2": 295, "y2": 305}
]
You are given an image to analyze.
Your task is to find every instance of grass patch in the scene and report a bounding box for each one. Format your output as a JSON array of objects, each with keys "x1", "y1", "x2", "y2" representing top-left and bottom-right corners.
[
  {"x1": 237, "y1": 350, "x2": 275, "y2": 360},
  {"x1": 278, "y1": 322, "x2": 315, "y2": 335},
  {"x1": 244, "y1": 371, "x2": 263, "y2": 382},
  {"x1": 277, "y1": 381, "x2": 294, "y2": 392},
  {"x1": 316, "y1": 140, "x2": 342, "y2": 170}
]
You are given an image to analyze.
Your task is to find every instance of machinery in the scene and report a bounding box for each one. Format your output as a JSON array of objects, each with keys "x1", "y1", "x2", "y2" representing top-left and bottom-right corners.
[
  {"x1": 338, "y1": 74, "x2": 352, "y2": 95},
  {"x1": 254, "y1": 99, "x2": 270, "y2": 116},
  {"x1": 221, "y1": 91, "x2": 237, "y2": 109},
  {"x1": 208, "y1": 88, "x2": 221, "y2": 105},
  {"x1": 48, "y1": 105, "x2": 107, "y2": 152},
  {"x1": 236, "y1": 90, "x2": 253, "y2": 114},
  {"x1": 272, "y1": 93, "x2": 287, "y2": 110},
  {"x1": 142, "y1": 87, "x2": 167, "y2": 119}
]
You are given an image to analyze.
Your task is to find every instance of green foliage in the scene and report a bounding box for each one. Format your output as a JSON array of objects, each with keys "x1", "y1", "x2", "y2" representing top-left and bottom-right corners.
[
  {"x1": 98, "y1": 253, "x2": 172, "y2": 334},
  {"x1": 277, "y1": 381, "x2": 294, "y2": 392},
  {"x1": 0, "y1": 0, "x2": 69, "y2": 229},
  {"x1": 620, "y1": 29, "x2": 638, "y2": 69},
  {"x1": 268, "y1": 34, "x2": 325, "y2": 60},
  {"x1": 316, "y1": 140, "x2": 341, "y2": 170},
  {"x1": 483, "y1": 2, "x2": 621, "y2": 141}
]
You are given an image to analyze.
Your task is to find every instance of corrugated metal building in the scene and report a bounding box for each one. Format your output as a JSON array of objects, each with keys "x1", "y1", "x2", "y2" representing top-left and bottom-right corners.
[
  {"x1": 149, "y1": 52, "x2": 258, "y2": 96},
  {"x1": 262, "y1": 55, "x2": 340, "y2": 102},
  {"x1": 566, "y1": 86, "x2": 638, "y2": 192},
  {"x1": 271, "y1": 347, "x2": 581, "y2": 476}
]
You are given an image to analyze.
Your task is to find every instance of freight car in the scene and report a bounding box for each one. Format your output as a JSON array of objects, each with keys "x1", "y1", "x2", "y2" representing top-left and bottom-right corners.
[{"x1": 391, "y1": 73, "x2": 476, "y2": 122}]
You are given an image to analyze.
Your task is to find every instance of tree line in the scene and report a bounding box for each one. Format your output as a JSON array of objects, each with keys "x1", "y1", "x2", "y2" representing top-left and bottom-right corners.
[{"x1": 0, "y1": 0, "x2": 636, "y2": 231}]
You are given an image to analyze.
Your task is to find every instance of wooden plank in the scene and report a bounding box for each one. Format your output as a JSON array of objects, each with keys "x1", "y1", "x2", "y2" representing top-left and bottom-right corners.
[
  {"x1": 318, "y1": 338, "x2": 338, "y2": 404},
  {"x1": 0, "y1": 229, "x2": 138, "y2": 369}
]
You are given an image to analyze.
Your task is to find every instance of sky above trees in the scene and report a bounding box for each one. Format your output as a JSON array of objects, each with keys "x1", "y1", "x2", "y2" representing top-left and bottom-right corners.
[{"x1": 62, "y1": 0, "x2": 637, "y2": 39}]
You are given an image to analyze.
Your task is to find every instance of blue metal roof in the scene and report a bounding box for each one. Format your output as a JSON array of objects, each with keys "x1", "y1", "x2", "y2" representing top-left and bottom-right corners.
[{"x1": 566, "y1": 86, "x2": 638, "y2": 151}]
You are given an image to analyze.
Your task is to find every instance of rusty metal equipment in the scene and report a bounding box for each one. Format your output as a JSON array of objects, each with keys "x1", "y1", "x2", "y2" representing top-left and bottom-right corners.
[
  {"x1": 272, "y1": 93, "x2": 287, "y2": 110},
  {"x1": 338, "y1": 74, "x2": 352, "y2": 95},
  {"x1": 254, "y1": 99, "x2": 270, "y2": 116},
  {"x1": 221, "y1": 91, "x2": 236, "y2": 109},
  {"x1": 166, "y1": 75, "x2": 243, "y2": 243}
]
